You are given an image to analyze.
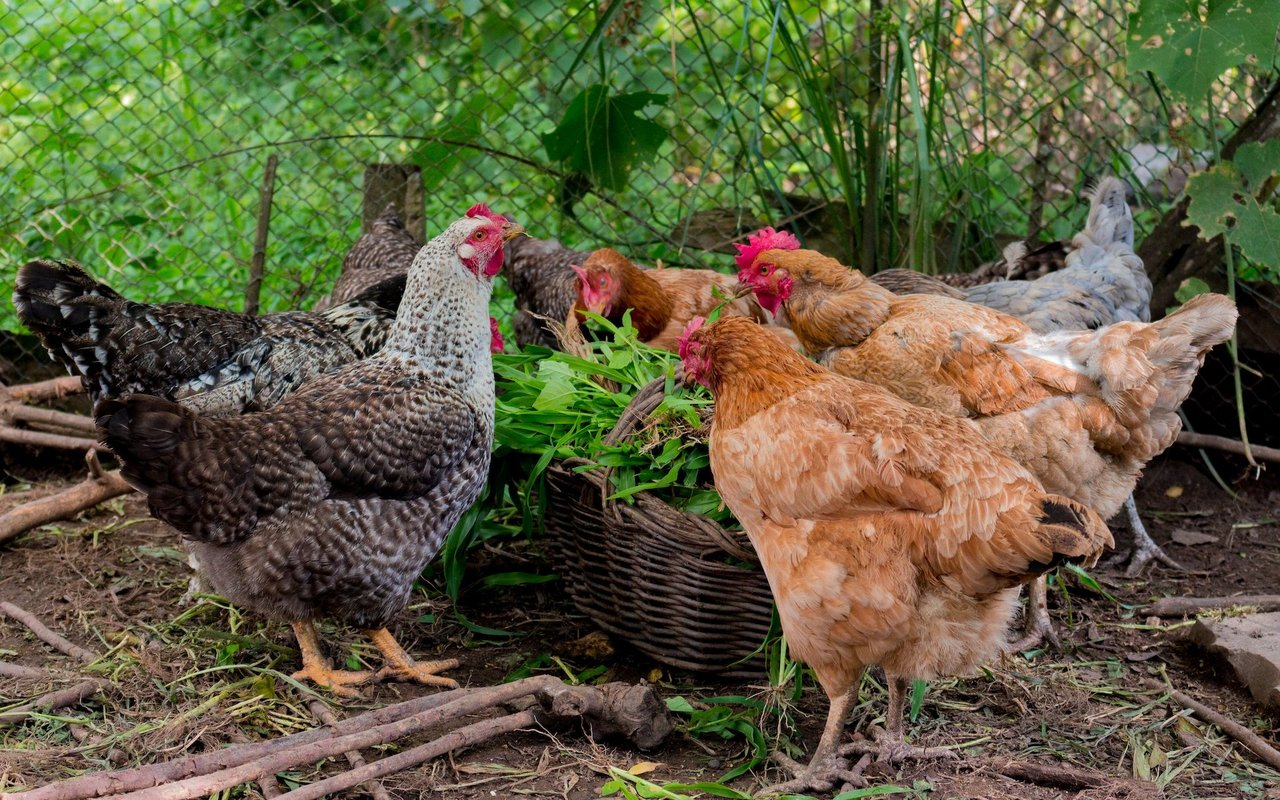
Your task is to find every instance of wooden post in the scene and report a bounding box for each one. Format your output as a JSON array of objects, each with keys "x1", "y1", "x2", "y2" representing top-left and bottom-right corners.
[
  {"x1": 362, "y1": 164, "x2": 425, "y2": 243},
  {"x1": 245, "y1": 153, "x2": 278, "y2": 316}
]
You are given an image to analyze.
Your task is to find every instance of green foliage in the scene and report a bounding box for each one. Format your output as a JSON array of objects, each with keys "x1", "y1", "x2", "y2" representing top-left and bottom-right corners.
[
  {"x1": 1127, "y1": 0, "x2": 1280, "y2": 102},
  {"x1": 1185, "y1": 141, "x2": 1280, "y2": 282},
  {"x1": 542, "y1": 85, "x2": 669, "y2": 193}
]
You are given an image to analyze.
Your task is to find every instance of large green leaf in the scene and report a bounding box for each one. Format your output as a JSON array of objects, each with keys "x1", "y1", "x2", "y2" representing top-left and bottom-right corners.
[
  {"x1": 1127, "y1": 0, "x2": 1280, "y2": 101},
  {"x1": 541, "y1": 84, "x2": 668, "y2": 193},
  {"x1": 1185, "y1": 141, "x2": 1280, "y2": 269}
]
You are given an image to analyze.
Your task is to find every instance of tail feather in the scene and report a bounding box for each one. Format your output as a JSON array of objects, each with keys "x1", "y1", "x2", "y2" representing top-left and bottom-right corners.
[
  {"x1": 1031, "y1": 495, "x2": 1113, "y2": 574},
  {"x1": 14, "y1": 260, "x2": 124, "y2": 394},
  {"x1": 1077, "y1": 177, "x2": 1133, "y2": 249},
  {"x1": 96, "y1": 395, "x2": 195, "y2": 492}
]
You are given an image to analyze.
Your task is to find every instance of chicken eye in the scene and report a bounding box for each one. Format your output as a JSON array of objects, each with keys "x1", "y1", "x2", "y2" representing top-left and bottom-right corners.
[
  {"x1": 473, "y1": 230, "x2": 486, "y2": 241},
  {"x1": 597, "y1": 276, "x2": 607, "y2": 288},
  {"x1": 759, "y1": 264, "x2": 768, "y2": 274}
]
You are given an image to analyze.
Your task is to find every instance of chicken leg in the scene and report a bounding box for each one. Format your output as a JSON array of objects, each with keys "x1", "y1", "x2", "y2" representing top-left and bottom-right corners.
[
  {"x1": 1006, "y1": 576, "x2": 1060, "y2": 653},
  {"x1": 366, "y1": 627, "x2": 460, "y2": 688},
  {"x1": 761, "y1": 687, "x2": 867, "y2": 796},
  {"x1": 289, "y1": 621, "x2": 373, "y2": 698},
  {"x1": 839, "y1": 676, "x2": 959, "y2": 763},
  {"x1": 1120, "y1": 493, "x2": 1184, "y2": 577}
]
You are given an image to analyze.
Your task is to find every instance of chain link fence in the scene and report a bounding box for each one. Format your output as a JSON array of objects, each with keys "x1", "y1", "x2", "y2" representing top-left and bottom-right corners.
[{"x1": 0, "y1": 0, "x2": 1275, "y2": 448}]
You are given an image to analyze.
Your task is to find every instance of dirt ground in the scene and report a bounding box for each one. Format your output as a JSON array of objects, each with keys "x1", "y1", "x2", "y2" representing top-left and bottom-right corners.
[{"x1": 1, "y1": 449, "x2": 1277, "y2": 800}]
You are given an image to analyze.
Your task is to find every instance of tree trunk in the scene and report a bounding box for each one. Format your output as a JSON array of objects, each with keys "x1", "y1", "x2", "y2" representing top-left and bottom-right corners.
[{"x1": 1139, "y1": 80, "x2": 1280, "y2": 318}]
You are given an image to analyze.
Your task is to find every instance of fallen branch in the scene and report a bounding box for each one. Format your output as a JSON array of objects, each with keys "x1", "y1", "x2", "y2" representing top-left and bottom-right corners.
[
  {"x1": 1177, "y1": 431, "x2": 1280, "y2": 465},
  {"x1": 1145, "y1": 679, "x2": 1280, "y2": 772},
  {"x1": 0, "y1": 405, "x2": 96, "y2": 436},
  {"x1": 0, "y1": 602, "x2": 99, "y2": 664},
  {"x1": 986, "y1": 758, "x2": 1108, "y2": 789},
  {"x1": 0, "y1": 662, "x2": 62, "y2": 681},
  {"x1": 0, "y1": 679, "x2": 108, "y2": 728},
  {"x1": 278, "y1": 709, "x2": 538, "y2": 800},
  {"x1": 2, "y1": 377, "x2": 84, "y2": 405},
  {"x1": 0, "y1": 427, "x2": 106, "y2": 453},
  {"x1": 306, "y1": 701, "x2": 392, "y2": 800},
  {"x1": 1148, "y1": 595, "x2": 1280, "y2": 617},
  {"x1": 6, "y1": 677, "x2": 671, "y2": 800},
  {"x1": 0, "y1": 468, "x2": 133, "y2": 546}
]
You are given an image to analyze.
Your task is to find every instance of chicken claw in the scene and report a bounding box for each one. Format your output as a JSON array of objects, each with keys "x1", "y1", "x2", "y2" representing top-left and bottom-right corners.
[
  {"x1": 289, "y1": 621, "x2": 373, "y2": 698},
  {"x1": 1006, "y1": 576, "x2": 1061, "y2": 653},
  {"x1": 760, "y1": 751, "x2": 869, "y2": 796},
  {"x1": 838, "y1": 726, "x2": 960, "y2": 763},
  {"x1": 1119, "y1": 494, "x2": 1185, "y2": 577},
  {"x1": 367, "y1": 628, "x2": 460, "y2": 688}
]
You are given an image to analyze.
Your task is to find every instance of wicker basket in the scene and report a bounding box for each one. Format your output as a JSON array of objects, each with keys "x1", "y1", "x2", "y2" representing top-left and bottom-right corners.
[{"x1": 543, "y1": 379, "x2": 774, "y2": 677}]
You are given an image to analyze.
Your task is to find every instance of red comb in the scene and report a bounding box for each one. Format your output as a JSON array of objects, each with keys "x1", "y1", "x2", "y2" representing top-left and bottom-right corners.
[
  {"x1": 733, "y1": 227, "x2": 800, "y2": 270},
  {"x1": 466, "y1": 203, "x2": 508, "y2": 225},
  {"x1": 677, "y1": 316, "x2": 706, "y2": 362}
]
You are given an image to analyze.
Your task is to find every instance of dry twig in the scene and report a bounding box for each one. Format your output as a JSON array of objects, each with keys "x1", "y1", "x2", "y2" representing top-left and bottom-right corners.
[
  {"x1": 0, "y1": 468, "x2": 133, "y2": 546},
  {"x1": 1177, "y1": 431, "x2": 1280, "y2": 465},
  {"x1": 1145, "y1": 679, "x2": 1280, "y2": 772},
  {"x1": 1148, "y1": 595, "x2": 1280, "y2": 617},
  {"x1": 0, "y1": 602, "x2": 99, "y2": 664},
  {"x1": 2, "y1": 378, "x2": 84, "y2": 405},
  {"x1": 0, "y1": 679, "x2": 108, "y2": 728},
  {"x1": 306, "y1": 700, "x2": 392, "y2": 800}
]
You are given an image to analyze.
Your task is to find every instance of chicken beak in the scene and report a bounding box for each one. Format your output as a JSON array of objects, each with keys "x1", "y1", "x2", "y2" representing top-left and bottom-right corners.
[{"x1": 501, "y1": 222, "x2": 526, "y2": 242}]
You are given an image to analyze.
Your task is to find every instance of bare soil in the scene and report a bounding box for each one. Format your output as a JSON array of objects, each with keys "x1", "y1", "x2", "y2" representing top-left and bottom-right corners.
[{"x1": 1, "y1": 449, "x2": 1277, "y2": 800}]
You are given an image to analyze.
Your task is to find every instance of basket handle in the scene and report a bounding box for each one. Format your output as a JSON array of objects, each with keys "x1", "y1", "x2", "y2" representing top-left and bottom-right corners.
[{"x1": 592, "y1": 376, "x2": 758, "y2": 564}]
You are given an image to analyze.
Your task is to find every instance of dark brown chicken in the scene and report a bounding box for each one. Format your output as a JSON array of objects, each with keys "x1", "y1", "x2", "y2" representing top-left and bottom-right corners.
[
  {"x1": 96, "y1": 205, "x2": 519, "y2": 696},
  {"x1": 319, "y1": 202, "x2": 422, "y2": 310},
  {"x1": 502, "y1": 234, "x2": 588, "y2": 349}
]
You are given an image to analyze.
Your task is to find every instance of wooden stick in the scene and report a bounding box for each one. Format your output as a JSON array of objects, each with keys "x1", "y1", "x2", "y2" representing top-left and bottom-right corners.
[
  {"x1": 98, "y1": 679, "x2": 558, "y2": 800},
  {"x1": 1, "y1": 405, "x2": 96, "y2": 435},
  {"x1": 11, "y1": 686, "x2": 487, "y2": 800},
  {"x1": 1148, "y1": 595, "x2": 1280, "y2": 617},
  {"x1": 1, "y1": 377, "x2": 84, "y2": 404},
  {"x1": 1145, "y1": 680, "x2": 1280, "y2": 771},
  {"x1": 0, "y1": 679, "x2": 107, "y2": 728},
  {"x1": 0, "y1": 469, "x2": 133, "y2": 546},
  {"x1": 1177, "y1": 431, "x2": 1280, "y2": 465},
  {"x1": 0, "y1": 602, "x2": 99, "y2": 664},
  {"x1": 0, "y1": 662, "x2": 59, "y2": 681},
  {"x1": 0, "y1": 427, "x2": 106, "y2": 453},
  {"x1": 245, "y1": 153, "x2": 278, "y2": 316},
  {"x1": 986, "y1": 758, "x2": 1107, "y2": 789},
  {"x1": 306, "y1": 701, "x2": 392, "y2": 800},
  {"x1": 277, "y1": 710, "x2": 537, "y2": 800}
]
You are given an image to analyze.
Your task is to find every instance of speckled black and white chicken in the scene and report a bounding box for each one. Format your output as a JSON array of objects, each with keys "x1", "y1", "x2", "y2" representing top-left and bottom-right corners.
[
  {"x1": 96, "y1": 205, "x2": 519, "y2": 695},
  {"x1": 14, "y1": 259, "x2": 405, "y2": 416},
  {"x1": 318, "y1": 202, "x2": 423, "y2": 310}
]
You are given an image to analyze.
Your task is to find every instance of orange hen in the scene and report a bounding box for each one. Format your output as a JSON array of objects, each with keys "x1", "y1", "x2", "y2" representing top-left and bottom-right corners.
[
  {"x1": 573, "y1": 248, "x2": 785, "y2": 351},
  {"x1": 680, "y1": 316, "x2": 1112, "y2": 794}
]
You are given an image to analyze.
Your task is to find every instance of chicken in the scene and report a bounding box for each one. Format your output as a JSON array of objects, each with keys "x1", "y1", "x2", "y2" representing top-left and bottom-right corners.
[
  {"x1": 678, "y1": 316, "x2": 1112, "y2": 794},
  {"x1": 319, "y1": 202, "x2": 422, "y2": 310},
  {"x1": 871, "y1": 239, "x2": 1069, "y2": 295},
  {"x1": 574, "y1": 247, "x2": 769, "y2": 351},
  {"x1": 502, "y1": 234, "x2": 589, "y2": 349},
  {"x1": 14, "y1": 259, "x2": 504, "y2": 417},
  {"x1": 95, "y1": 205, "x2": 520, "y2": 696},
  {"x1": 865, "y1": 180, "x2": 1170, "y2": 582},
  {"x1": 867, "y1": 179, "x2": 1150, "y2": 334},
  {"x1": 736, "y1": 229, "x2": 1237, "y2": 649}
]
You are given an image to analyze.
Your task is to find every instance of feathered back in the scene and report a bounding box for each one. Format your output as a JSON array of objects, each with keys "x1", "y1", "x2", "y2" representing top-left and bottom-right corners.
[
  {"x1": 326, "y1": 202, "x2": 422, "y2": 307},
  {"x1": 502, "y1": 235, "x2": 588, "y2": 349},
  {"x1": 14, "y1": 259, "x2": 258, "y2": 400}
]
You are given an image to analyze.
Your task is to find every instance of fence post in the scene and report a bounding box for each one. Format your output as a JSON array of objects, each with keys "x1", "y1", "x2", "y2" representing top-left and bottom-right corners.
[
  {"x1": 362, "y1": 164, "x2": 425, "y2": 243},
  {"x1": 245, "y1": 153, "x2": 279, "y2": 316}
]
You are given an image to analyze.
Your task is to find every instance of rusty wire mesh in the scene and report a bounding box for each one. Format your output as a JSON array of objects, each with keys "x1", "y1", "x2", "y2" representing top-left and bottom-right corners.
[{"x1": 0, "y1": 0, "x2": 1275, "y2": 449}]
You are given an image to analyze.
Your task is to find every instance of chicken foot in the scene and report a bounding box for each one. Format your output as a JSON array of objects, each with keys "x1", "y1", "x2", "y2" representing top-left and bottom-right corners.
[
  {"x1": 290, "y1": 621, "x2": 373, "y2": 698},
  {"x1": 1118, "y1": 493, "x2": 1185, "y2": 577},
  {"x1": 367, "y1": 627, "x2": 460, "y2": 689},
  {"x1": 839, "y1": 676, "x2": 959, "y2": 764},
  {"x1": 760, "y1": 689, "x2": 869, "y2": 796},
  {"x1": 1005, "y1": 576, "x2": 1060, "y2": 652}
]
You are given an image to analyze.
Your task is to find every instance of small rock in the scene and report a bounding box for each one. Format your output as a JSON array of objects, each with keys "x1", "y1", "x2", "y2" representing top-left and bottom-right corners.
[
  {"x1": 1190, "y1": 612, "x2": 1280, "y2": 709},
  {"x1": 1171, "y1": 529, "x2": 1219, "y2": 547}
]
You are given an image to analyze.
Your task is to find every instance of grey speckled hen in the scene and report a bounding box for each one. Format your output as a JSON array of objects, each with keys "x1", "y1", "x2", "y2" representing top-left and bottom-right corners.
[
  {"x1": 96, "y1": 206, "x2": 520, "y2": 695},
  {"x1": 14, "y1": 258, "x2": 405, "y2": 416},
  {"x1": 869, "y1": 179, "x2": 1148, "y2": 333},
  {"x1": 502, "y1": 234, "x2": 588, "y2": 349}
]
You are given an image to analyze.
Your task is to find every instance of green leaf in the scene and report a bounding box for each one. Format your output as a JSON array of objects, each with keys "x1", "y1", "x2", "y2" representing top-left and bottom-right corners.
[
  {"x1": 1185, "y1": 146, "x2": 1280, "y2": 267},
  {"x1": 542, "y1": 85, "x2": 668, "y2": 192},
  {"x1": 1174, "y1": 277, "x2": 1212, "y2": 304},
  {"x1": 532, "y1": 360, "x2": 578, "y2": 411},
  {"x1": 1185, "y1": 166, "x2": 1241, "y2": 239},
  {"x1": 1232, "y1": 140, "x2": 1280, "y2": 186},
  {"x1": 665, "y1": 696, "x2": 696, "y2": 714},
  {"x1": 1127, "y1": 0, "x2": 1280, "y2": 102},
  {"x1": 479, "y1": 571, "x2": 559, "y2": 589},
  {"x1": 831, "y1": 787, "x2": 915, "y2": 800},
  {"x1": 908, "y1": 678, "x2": 927, "y2": 722}
]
